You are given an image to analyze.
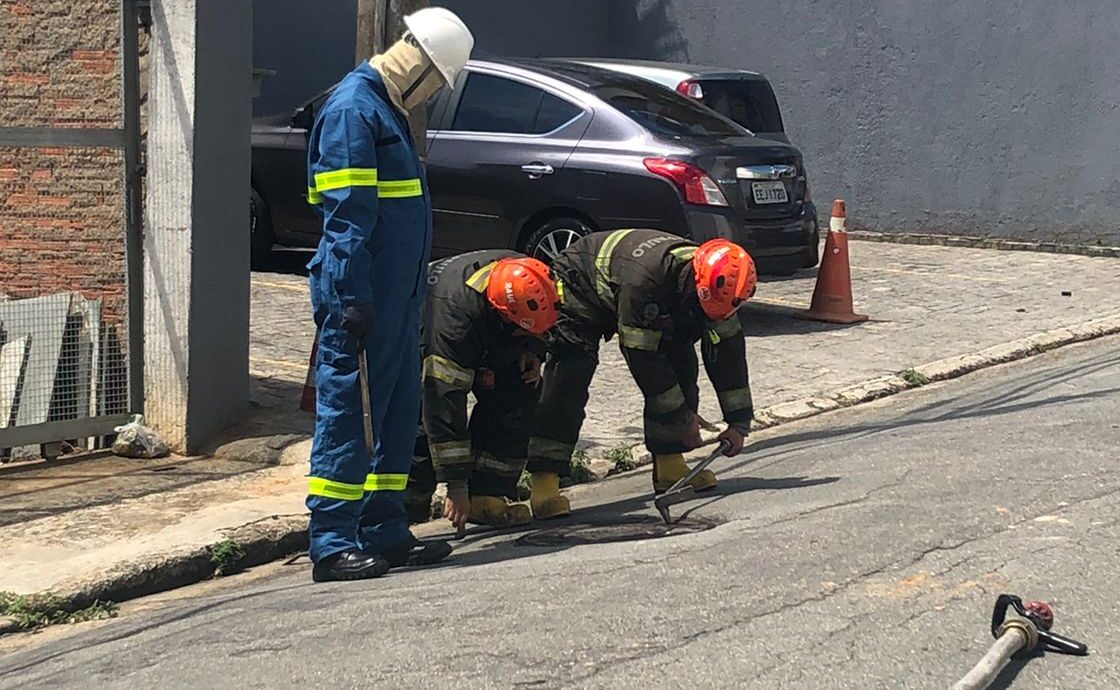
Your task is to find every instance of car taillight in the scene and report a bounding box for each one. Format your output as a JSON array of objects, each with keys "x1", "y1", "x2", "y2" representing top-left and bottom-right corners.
[
  {"x1": 644, "y1": 158, "x2": 729, "y2": 207},
  {"x1": 676, "y1": 79, "x2": 704, "y2": 100}
]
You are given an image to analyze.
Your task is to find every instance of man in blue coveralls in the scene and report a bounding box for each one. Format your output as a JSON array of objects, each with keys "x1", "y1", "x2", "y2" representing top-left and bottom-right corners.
[{"x1": 305, "y1": 8, "x2": 474, "y2": 582}]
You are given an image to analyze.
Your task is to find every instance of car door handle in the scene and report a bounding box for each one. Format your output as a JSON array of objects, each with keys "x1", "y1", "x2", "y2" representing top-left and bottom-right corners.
[{"x1": 521, "y1": 163, "x2": 554, "y2": 178}]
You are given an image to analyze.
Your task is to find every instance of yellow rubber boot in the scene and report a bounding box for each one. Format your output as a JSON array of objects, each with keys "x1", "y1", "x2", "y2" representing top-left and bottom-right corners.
[
  {"x1": 468, "y1": 496, "x2": 534, "y2": 527},
  {"x1": 504, "y1": 502, "x2": 533, "y2": 526},
  {"x1": 469, "y1": 496, "x2": 513, "y2": 527},
  {"x1": 653, "y1": 453, "x2": 717, "y2": 494},
  {"x1": 530, "y1": 472, "x2": 571, "y2": 519}
]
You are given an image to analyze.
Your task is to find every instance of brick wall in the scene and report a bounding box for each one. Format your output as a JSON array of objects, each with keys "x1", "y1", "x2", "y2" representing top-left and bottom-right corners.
[{"x1": 0, "y1": 1, "x2": 126, "y2": 322}]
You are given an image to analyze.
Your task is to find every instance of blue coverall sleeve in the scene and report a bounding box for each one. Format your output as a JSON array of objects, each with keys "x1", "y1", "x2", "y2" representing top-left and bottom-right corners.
[{"x1": 309, "y1": 108, "x2": 380, "y2": 307}]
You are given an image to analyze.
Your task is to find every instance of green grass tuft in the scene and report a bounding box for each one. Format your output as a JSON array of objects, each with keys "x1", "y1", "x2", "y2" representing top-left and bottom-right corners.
[
  {"x1": 209, "y1": 539, "x2": 247, "y2": 576},
  {"x1": 568, "y1": 448, "x2": 593, "y2": 484},
  {"x1": 604, "y1": 445, "x2": 637, "y2": 473},
  {"x1": 0, "y1": 591, "x2": 117, "y2": 630},
  {"x1": 900, "y1": 369, "x2": 931, "y2": 387}
]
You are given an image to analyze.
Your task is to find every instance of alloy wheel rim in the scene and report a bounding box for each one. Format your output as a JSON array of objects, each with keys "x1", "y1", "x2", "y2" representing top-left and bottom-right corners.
[{"x1": 534, "y1": 227, "x2": 583, "y2": 262}]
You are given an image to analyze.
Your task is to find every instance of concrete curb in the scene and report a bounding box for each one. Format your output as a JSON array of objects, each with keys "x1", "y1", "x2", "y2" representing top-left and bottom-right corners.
[
  {"x1": 53, "y1": 515, "x2": 309, "y2": 615},
  {"x1": 13, "y1": 314, "x2": 1119, "y2": 621},
  {"x1": 847, "y1": 230, "x2": 1120, "y2": 259},
  {"x1": 750, "y1": 313, "x2": 1120, "y2": 429}
]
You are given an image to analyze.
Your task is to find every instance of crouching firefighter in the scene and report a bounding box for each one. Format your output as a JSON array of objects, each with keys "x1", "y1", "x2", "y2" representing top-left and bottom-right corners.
[
  {"x1": 405, "y1": 251, "x2": 560, "y2": 529},
  {"x1": 527, "y1": 230, "x2": 757, "y2": 519},
  {"x1": 304, "y1": 8, "x2": 474, "y2": 582}
]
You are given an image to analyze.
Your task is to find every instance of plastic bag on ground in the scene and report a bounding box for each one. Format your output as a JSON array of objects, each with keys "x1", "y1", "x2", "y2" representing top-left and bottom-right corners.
[{"x1": 112, "y1": 414, "x2": 170, "y2": 459}]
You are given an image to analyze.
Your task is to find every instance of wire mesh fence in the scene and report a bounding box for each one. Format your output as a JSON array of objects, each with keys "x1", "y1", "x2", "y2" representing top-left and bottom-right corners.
[{"x1": 0, "y1": 0, "x2": 142, "y2": 461}]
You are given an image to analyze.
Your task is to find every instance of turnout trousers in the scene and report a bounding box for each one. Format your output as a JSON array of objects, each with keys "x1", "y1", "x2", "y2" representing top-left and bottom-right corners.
[{"x1": 407, "y1": 354, "x2": 539, "y2": 520}]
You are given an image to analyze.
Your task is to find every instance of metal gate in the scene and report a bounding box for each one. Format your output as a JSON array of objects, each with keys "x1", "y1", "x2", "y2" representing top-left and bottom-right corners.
[{"x1": 0, "y1": 0, "x2": 144, "y2": 460}]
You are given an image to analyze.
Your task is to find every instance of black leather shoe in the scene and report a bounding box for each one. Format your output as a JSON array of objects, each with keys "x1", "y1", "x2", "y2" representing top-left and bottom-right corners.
[
  {"x1": 312, "y1": 550, "x2": 391, "y2": 582},
  {"x1": 383, "y1": 537, "x2": 453, "y2": 568}
]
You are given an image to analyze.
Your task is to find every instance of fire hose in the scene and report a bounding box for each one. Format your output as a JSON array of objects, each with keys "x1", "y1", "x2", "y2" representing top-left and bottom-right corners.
[{"x1": 951, "y1": 594, "x2": 1087, "y2": 690}]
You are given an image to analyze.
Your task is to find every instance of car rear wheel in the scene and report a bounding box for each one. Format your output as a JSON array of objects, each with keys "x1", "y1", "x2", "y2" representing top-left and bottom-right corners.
[
  {"x1": 250, "y1": 188, "x2": 275, "y2": 270},
  {"x1": 523, "y1": 217, "x2": 592, "y2": 264}
]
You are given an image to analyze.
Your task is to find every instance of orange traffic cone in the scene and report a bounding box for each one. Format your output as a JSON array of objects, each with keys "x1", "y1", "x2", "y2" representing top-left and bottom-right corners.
[
  {"x1": 800, "y1": 199, "x2": 868, "y2": 324},
  {"x1": 299, "y1": 336, "x2": 318, "y2": 413}
]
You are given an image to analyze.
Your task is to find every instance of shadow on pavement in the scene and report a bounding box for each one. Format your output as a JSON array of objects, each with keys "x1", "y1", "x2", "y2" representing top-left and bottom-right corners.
[
  {"x1": 717, "y1": 348, "x2": 1120, "y2": 480},
  {"x1": 432, "y1": 346, "x2": 1119, "y2": 573},
  {"x1": 988, "y1": 657, "x2": 1029, "y2": 689},
  {"x1": 426, "y1": 470, "x2": 838, "y2": 572}
]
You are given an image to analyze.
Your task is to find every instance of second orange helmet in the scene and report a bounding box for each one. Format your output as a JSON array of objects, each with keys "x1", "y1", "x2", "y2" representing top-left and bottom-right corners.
[
  {"x1": 692, "y1": 239, "x2": 757, "y2": 321},
  {"x1": 485, "y1": 257, "x2": 560, "y2": 335}
]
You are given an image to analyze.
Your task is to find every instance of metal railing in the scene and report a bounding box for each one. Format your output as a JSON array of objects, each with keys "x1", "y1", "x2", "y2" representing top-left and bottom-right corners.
[{"x1": 0, "y1": 0, "x2": 144, "y2": 460}]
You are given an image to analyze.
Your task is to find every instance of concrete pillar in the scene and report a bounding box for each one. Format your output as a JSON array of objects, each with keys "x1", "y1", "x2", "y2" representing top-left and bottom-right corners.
[{"x1": 144, "y1": 0, "x2": 252, "y2": 453}]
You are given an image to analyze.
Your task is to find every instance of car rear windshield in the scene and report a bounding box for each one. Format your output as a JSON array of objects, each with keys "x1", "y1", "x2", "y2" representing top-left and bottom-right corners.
[
  {"x1": 588, "y1": 77, "x2": 746, "y2": 139},
  {"x1": 699, "y1": 79, "x2": 784, "y2": 133}
]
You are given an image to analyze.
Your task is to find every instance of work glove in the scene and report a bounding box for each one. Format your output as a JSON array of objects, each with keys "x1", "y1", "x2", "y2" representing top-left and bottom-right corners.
[{"x1": 340, "y1": 304, "x2": 376, "y2": 339}]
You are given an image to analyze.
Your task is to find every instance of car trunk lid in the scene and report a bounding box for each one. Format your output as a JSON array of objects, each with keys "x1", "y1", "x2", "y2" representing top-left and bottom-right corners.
[{"x1": 687, "y1": 139, "x2": 805, "y2": 220}]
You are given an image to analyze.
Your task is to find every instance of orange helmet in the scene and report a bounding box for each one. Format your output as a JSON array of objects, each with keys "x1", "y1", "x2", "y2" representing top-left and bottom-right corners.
[
  {"x1": 485, "y1": 257, "x2": 560, "y2": 335},
  {"x1": 692, "y1": 239, "x2": 757, "y2": 321}
]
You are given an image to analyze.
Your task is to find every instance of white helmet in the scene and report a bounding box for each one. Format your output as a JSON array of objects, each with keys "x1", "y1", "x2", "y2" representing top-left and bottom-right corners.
[{"x1": 403, "y1": 7, "x2": 474, "y2": 88}]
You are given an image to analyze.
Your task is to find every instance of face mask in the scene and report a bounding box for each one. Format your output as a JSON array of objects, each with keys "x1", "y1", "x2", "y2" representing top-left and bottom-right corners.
[{"x1": 370, "y1": 38, "x2": 445, "y2": 115}]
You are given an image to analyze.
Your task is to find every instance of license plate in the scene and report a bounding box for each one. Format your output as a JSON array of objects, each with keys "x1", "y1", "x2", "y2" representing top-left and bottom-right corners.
[{"x1": 751, "y1": 181, "x2": 788, "y2": 205}]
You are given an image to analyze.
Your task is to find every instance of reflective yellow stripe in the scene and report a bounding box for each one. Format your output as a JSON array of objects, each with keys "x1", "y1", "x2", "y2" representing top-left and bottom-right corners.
[
  {"x1": 708, "y1": 316, "x2": 743, "y2": 344},
  {"x1": 595, "y1": 229, "x2": 635, "y2": 303},
  {"x1": 529, "y1": 436, "x2": 575, "y2": 463},
  {"x1": 670, "y1": 246, "x2": 697, "y2": 261},
  {"x1": 555, "y1": 278, "x2": 566, "y2": 303},
  {"x1": 618, "y1": 324, "x2": 662, "y2": 352},
  {"x1": 717, "y1": 387, "x2": 753, "y2": 413},
  {"x1": 645, "y1": 416, "x2": 690, "y2": 441},
  {"x1": 430, "y1": 440, "x2": 473, "y2": 465},
  {"x1": 313, "y1": 167, "x2": 378, "y2": 193},
  {"x1": 377, "y1": 178, "x2": 423, "y2": 198},
  {"x1": 307, "y1": 187, "x2": 324, "y2": 205},
  {"x1": 648, "y1": 384, "x2": 686, "y2": 415},
  {"x1": 423, "y1": 355, "x2": 475, "y2": 390},
  {"x1": 308, "y1": 477, "x2": 365, "y2": 501},
  {"x1": 364, "y1": 473, "x2": 409, "y2": 491},
  {"x1": 476, "y1": 452, "x2": 525, "y2": 477},
  {"x1": 465, "y1": 261, "x2": 498, "y2": 293}
]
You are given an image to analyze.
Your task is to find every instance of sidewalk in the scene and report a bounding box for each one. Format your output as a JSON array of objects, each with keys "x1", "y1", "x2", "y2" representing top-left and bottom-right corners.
[{"x1": 1, "y1": 240, "x2": 1117, "y2": 604}]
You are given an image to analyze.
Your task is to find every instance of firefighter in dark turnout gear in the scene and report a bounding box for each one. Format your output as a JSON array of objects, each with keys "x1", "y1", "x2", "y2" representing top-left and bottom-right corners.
[
  {"x1": 406, "y1": 250, "x2": 560, "y2": 529},
  {"x1": 527, "y1": 230, "x2": 757, "y2": 519}
]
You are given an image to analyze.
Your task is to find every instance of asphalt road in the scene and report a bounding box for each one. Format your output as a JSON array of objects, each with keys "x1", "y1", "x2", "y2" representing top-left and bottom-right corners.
[{"x1": 3, "y1": 337, "x2": 1119, "y2": 690}]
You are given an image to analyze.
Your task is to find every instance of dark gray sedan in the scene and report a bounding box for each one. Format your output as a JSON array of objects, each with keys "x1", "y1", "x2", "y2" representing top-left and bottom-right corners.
[{"x1": 250, "y1": 59, "x2": 818, "y2": 272}]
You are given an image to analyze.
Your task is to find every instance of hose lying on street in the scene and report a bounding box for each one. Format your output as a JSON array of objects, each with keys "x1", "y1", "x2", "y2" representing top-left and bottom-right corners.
[
  {"x1": 950, "y1": 594, "x2": 1087, "y2": 690},
  {"x1": 951, "y1": 622, "x2": 1033, "y2": 690}
]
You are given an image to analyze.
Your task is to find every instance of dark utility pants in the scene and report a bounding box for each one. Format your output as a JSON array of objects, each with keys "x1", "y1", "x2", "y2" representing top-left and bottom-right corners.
[
  {"x1": 527, "y1": 326, "x2": 701, "y2": 478},
  {"x1": 407, "y1": 356, "x2": 538, "y2": 523}
]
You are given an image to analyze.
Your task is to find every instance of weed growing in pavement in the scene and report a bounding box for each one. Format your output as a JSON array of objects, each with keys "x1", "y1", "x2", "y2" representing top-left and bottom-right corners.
[
  {"x1": 0, "y1": 591, "x2": 117, "y2": 630},
  {"x1": 569, "y1": 448, "x2": 593, "y2": 484},
  {"x1": 209, "y1": 539, "x2": 247, "y2": 576},
  {"x1": 517, "y1": 469, "x2": 533, "y2": 500},
  {"x1": 605, "y1": 445, "x2": 637, "y2": 473},
  {"x1": 901, "y1": 369, "x2": 931, "y2": 387}
]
